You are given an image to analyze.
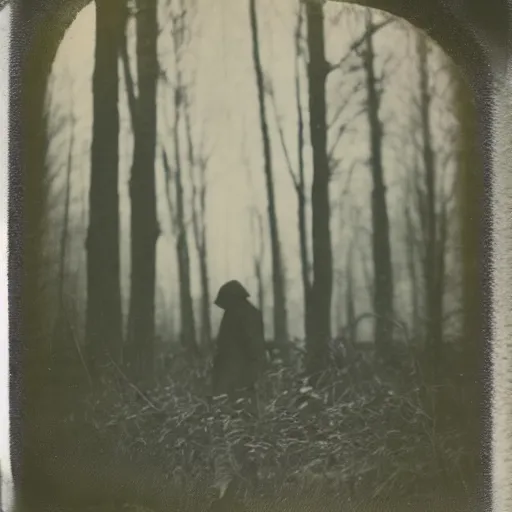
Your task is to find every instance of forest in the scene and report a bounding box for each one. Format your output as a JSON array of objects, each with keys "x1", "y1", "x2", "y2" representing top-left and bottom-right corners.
[{"x1": 19, "y1": 0, "x2": 483, "y2": 510}]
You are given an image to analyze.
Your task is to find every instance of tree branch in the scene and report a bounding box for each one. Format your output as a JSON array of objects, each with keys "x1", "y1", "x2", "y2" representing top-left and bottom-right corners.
[
  {"x1": 328, "y1": 80, "x2": 363, "y2": 129},
  {"x1": 121, "y1": 36, "x2": 138, "y2": 131},
  {"x1": 120, "y1": 1, "x2": 138, "y2": 131},
  {"x1": 327, "y1": 18, "x2": 394, "y2": 74},
  {"x1": 162, "y1": 148, "x2": 177, "y2": 234}
]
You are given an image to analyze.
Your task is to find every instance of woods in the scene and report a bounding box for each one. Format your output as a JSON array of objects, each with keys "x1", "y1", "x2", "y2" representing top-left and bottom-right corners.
[{"x1": 18, "y1": 0, "x2": 485, "y2": 509}]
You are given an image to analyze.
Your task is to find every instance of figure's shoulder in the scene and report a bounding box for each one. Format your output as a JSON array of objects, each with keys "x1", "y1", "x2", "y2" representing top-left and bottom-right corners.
[
  {"x1": 239, "y1": 301, "x2": 262, "y2": 323},
  {"x1": 246, "y1": 301, "x2": 262, "y2": 318}
]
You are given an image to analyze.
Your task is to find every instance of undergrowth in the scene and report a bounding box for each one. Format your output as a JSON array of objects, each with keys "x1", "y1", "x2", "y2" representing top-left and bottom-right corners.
[{"x1": 78, "y1": 351, "x2": 476, "y2": 504}]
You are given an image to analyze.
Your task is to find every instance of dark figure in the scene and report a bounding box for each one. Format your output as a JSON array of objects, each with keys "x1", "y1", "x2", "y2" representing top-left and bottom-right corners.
[
  {"x1": 211, "y1": 281, "x2": 266, "y2": 492},
  {"x1": 212, "y1": 280, "x2": 266, "y2": 403}
]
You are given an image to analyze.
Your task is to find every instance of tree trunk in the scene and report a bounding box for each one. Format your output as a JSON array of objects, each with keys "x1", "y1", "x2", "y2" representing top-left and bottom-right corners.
[
  {"x1": 197, "y1": 242, "x2": 212, "y2": 346},
  {"x1": 404, "y1": 201, "x2": 420, "y2": 338},
  {"x1": 58, "y1": 115, "x2": 74, "y2": 309},
  {"x1": 192, "y1": 198, "x2": 212, "y2": 348},
  {"x1": 434, "y1": 199, "x2": 447, "y2": 353},
  {"x1": 173, "y1": 92, "x2": 198, "y2": 354},
  {"x1": 255, "y1": 260, "x2": 264, "y2": 318},
  {"x1": 198, "y1": 224, "x2": 212, "y2": 347},
  {"x1": 294, "y1": 1, "x2": 311, "y2": 343},
  {"x1": 125, "y1": 0, "x2": 159, "y2": 378},
  {"x1": 298, "y1": 187, "x2": 311, "y2": 340},
  {"x1": 363, "y1": 12, "x2": 394, "y2": 359},
  {"x1": 346, "y1": 242, "x2": 357, "y2": 344},
  {"x1": 163, "y1": 4, "x2": 199, "y2": 356},
  {"x1": 249, "y1": 0, "x2": 288, "y2": 347},
  {"x1": 304, "y1": 0, "x2": 332, "y2": 379},
  {"x1": 53, "y1": 109, "x2": 75, "y2": 357},
  {"x1": 417, "y1": 34, "x2": 442, "y2": 362},
  {"x1": 184, "y1": 99, "x2": 212, "y2": 347},
  {"x1": 251, "y1": 210, "x2": 266, "y2": 321},
  {"x1": 86, "y1": 0, "x2": 124, "y2": 372}
]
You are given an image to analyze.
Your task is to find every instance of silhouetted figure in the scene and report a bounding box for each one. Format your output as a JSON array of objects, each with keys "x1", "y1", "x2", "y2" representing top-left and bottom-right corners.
[
  {"x1": 212, "y1": 280, "x2": 266, "y2": 405},
  {"x1": 211, "y1": 281, "x2": 266, "y2": 492}
]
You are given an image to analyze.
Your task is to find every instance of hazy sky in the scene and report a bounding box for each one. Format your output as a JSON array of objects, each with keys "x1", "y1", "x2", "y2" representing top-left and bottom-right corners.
[{"x1": 45, "y1": 0, "x2": 458, "y2": 341}]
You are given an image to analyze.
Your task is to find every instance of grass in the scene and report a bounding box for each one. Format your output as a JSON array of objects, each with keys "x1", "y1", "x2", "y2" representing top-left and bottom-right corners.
[{"x1": 20, "y1": 347, "x2": 482, "y2": 511}]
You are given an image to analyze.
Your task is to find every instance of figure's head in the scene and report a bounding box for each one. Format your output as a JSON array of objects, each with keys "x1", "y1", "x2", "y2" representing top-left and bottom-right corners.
[{"x1": 214, "y1": 280, "x2": 250, "y2": 310}]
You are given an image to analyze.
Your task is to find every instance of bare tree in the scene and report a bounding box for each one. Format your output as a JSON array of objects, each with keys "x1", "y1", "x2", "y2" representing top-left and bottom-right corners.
[
  {"x1": 172, "y1": 0, "x2": 212, "y2": 348},
  {"x1": 249, "y1": 0, "x2": 289, "y2": 348},
  {"x1": 57, "y1": 107, "x2": 74, "y2": 312},
  {"x1": 345, "y1": 239, "x2": 358, "y2": 344},
  {"x1": 51, "y1": 95, "x2": 76, "y2": 357},
  {"x1": 294, "y1": 4, "x2": 310, "y2": 341},
  {"x1": 162, "y1": 139, "x2": 198, "y2": 355},
  {"x1": 173, "y1": 3, "x2": 198, "y2": 355},
  {"x1": 241, "y1": 126, "x2": 266, "y2": 324},
  {"x1": 266, "y1": 5, "x2": 364, "y2": 348},
  {"x1": 184, "y1": 107, "x2": 213, "y2": 347},
  {"x1": 266, "y1": 1, "x2": 311, "y2": 342},
  {"x1": 41, "y1": 73, "x2": 78, "y2": 361},
  {"x1": 403, "y1": 162, "x2": 421, "y2": 339},
  {"x1": 120, "y1": 4, "x2": 137, "y2": 130},
  {"x1": 361, "y1": 10, "x2": 394, "y2": 359},
  {"x1": 415, "y1": 33, "x2": 444, "y2": 362},
  {"x1": 125, "y1": 0, "x2": 159, "y2": 378},
  {"x1": 86, "y1": 0, "x2": 124, "y2": 372},
  {"x1": 304, "y1": 0, "x2": 332, "y2": 378},
  {"x1": 250, "y1": 207, "x2": 266, "y2": 317}
]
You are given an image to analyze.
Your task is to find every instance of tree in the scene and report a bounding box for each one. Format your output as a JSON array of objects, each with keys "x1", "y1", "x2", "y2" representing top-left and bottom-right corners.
[
  {"x1": 361, "y1": 10, "x2": 394, "y2": 359},
  {"x1": 266, "y1": 1, "x2": 311, "y2": 343},
  {"x1": 52, "y1": 90, "x2": 76, "y2": 357},
  {"x1": 345, "y1": 239, "x2": 357, "y2": 344},
  {"x1": 173, "y1": 2, "x2": 213, "y2": 347},
  {"x1": 248, "y1": 0, "x2": 289, "y2": 348},
  {"x1": 403, "y1": 159, "x2": 421, "y2": 339},
  {"x1": 415, "y1": 33, "x2": 445, "y2": 363},
  {"x1": 162, "y1": 140, "x2": 198, "y2": 356},
  {"x1": 267, "y1": 5, "x2": 362, "y2": 348},
  {"x1": 185, "y1": 110, "x2": 213, "y2": 347},
  {"x1": 170, "y1": 2, "x2": 198, "y2": 354},
  {"x1": 304, "y1": 0, "x2": 332, "y2": 378},
  {"x1": 57, "y1": 105, "x2": 74, "y2": 320},
  {"x1": 125, "y1": 0, "x2": 159, "y2": 377},
  {"x1": 86, "y1": 0, "x2": 124, "y2": 372},
  {"x1": 250, "y1": 207, "x2": 266, "y2": 317},
  {"x1": 160, "y1": 3, "x2": 198, "y2": 355},
  {"x1": 241, "y1": 129, "x2": 266, "y2": 323}
]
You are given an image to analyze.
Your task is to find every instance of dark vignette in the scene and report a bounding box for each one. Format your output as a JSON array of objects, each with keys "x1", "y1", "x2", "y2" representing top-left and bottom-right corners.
[
  {"x1": 7, "y1": 0, "x2": 508, "y2": 509},
  {"x1": 8, "y1": 0, "x2": 23, "y2": 501}
]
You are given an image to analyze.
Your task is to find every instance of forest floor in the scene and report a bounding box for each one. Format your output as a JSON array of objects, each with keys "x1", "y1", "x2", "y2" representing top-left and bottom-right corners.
[{"x1": 20, "y1": 352, "x2": 484, "y2": 512}]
